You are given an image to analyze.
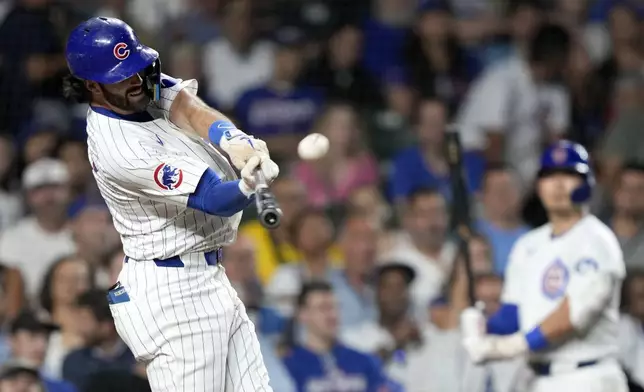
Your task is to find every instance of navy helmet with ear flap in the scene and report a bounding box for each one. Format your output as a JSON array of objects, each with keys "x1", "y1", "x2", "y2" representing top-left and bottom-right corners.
[
  {"x1": 537, "y1": 140, "x2": 595, "y2": 203},
  {"x1": 65, "y1": 17, "x2": 161, "y2": 100}
]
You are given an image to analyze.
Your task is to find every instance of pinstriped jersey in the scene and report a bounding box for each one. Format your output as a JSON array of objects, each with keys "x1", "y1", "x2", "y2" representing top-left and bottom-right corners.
[{"x1": 86, "y1": 77, "x2": 242, "y2": 260}]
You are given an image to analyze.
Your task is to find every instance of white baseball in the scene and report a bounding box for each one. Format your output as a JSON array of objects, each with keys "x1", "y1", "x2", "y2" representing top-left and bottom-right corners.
[{"x1": 297, "y1": 133, "x2": 329, "y2": 160}]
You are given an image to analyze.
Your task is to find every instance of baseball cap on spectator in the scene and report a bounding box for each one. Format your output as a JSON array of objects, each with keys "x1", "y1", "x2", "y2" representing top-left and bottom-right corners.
[
  {"x1": 274, "y1": 26, "x2": 307, "y2": 49},
  {"x1": 10, "y1": 310, "x2": 58, "y2": 335},
  {"x1": 375, "y1": 262, "x2": 416, "y2": 285},
  {"x1": 22, "y1": 158, "x2": 69, "y2": 190},
  {"x1": 0, "y1": 359, "x2": 40, "y2": 381}
]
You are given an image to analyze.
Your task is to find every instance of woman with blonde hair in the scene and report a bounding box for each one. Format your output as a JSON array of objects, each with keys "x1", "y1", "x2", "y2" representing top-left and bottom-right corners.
[{"x1": 294, "y1": 102, "x2": 379, "y2": 208}]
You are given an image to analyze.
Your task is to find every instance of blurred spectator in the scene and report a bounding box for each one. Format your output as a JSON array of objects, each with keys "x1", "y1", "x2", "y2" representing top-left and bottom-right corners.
[
  {"x1": 404, "y1": 2, "x2": 477, "y2": 115},
  {"x1": 202, "y1": 0, "x2": 274, "y2": 111},
  {"x1": 362, "y1": 0, "x2": 414, "y2": 81},
  {"x1": 467, "y1": 234, "x2": 495, "y2": 275},
  {"x1": 166, "y1": 0, "x2": 221, "y2": 46},
  {"x1": 22, "y1": 130, "x2": 61, "y2": 165},
  {"x1": 81, "y1": 369, "x2": 151, "y2": 392},
  {"x1": 347, "y1": 185, "x2": 393, "y2": 231},
  {"x1": 305, "y1": 23, "x2": 382, "y2": 108},
  {"x1": 7, "y1": 311, "x2": 77, "y2": 391},
  {"x1": 0, "y1": 265, "x2": 26, "y2": 325},
  {"x1": 389, "y1": 98, "x2": 485, "y2": 204},
  {"x1": 476, "y1": 164, "x2": 530, "y2": 274},
  {"x1": 240, "y1": 176, "x2": 342, "y2": 284},
  {"x1": 223, "y1": 235, "x2": 286, "y2": 337},
  {"x1": 62, "y1": 290, "x2": 135, "y2": 390},
  {"x1": 235, "y1": 27, "x2": 324, "y2": 161},
  {"x1": 329, "y1": 211, "x2": 378, "y2": 330},
  {"x1": 456, "y1": 23, "x2": 571, "y2": 188},
  {"x1": 0, "y1": 0, "x2": 72, "y2": 134},
  {"x1": 601, "y1": 72, "x2": 644, "y2": 186},
  {"x1": 266, "y1": 209, "x2": 336, "y2": 317},
  {"x1": 0, "y1": 360, "x2": 45, "y2": 392},
  {"x1": 57, "y1": 139, "x2": 93, "y2": 200},
  {"x1": 102, "y1": 247, "x2": 124, "y2": 289},
  {"x1": 341, "y1": 263, "x2": 418, "y2": 385},
  {"x1": 609, "y1": 164, "x2": 644, "y2": 269},
  {"x1": 40, "y1": 256, "x2": 93, "y2": 380},
  {"x1": 484, "y1": 0, "x2": 543, "y2": 66},
  {"x1": 0, "y1": 135, "x2": 22, "y2": 232},
  {"x1": 293, "y1": 103, "x2": 379, "y2": 208},
  {"x1": 618, "y1": 270, "x2": 644, "y2": 388},
  {"x1": 381, "y1": 189, "x2": 457, "y2": 320},
  {"x1": 282, "y1": 281, "x2": 388, "y2": 391},
  {"x1": 0, "y1": 159, "x2": 75, "y2": 297},
  {"x1": 68, "y1": 199, "x2": 120, "y2": 284}
]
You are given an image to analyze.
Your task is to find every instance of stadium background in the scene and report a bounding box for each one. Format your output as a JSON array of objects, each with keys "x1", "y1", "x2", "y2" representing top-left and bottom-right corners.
[{"x1": 1, "y1": 0, "x2": 644, "y2": 391}]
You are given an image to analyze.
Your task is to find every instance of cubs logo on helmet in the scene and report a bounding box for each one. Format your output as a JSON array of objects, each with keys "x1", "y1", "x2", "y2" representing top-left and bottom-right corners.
[
  {"x1": 154, "y1": 163, "x2": 183, "y2": 190},
  {"x1": 113, "y1": 43, "x2": 130, "y2": 60}
]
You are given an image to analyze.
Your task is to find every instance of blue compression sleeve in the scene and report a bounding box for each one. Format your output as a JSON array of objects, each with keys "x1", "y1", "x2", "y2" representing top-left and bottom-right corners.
[
  {"x1": 187, "y1": 168, "x2": 253, "y2": 217},
  {"x1": 525, "y1": 326, "x2": 549, "y2": 351},
  {"x1": 486, "y1": 303, "x2": 520, "y2": 335}
]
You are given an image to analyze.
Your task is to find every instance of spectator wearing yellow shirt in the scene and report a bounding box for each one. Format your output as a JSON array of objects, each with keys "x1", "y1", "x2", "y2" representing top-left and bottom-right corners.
[{"x1": 240, "y1": 176, "x2": 343, "y2": 284}]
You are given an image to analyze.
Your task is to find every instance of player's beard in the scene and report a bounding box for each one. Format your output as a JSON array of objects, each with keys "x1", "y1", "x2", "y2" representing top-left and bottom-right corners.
[{"x1": 102, "y1": 85, "x2": 150, "y2": 113}]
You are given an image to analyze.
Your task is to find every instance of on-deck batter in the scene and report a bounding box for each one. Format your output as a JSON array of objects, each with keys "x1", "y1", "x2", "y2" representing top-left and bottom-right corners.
[
  {"x1": 460, "y1": 140, "x2": 628, "y2": 392},
  {"x1": 63, "y1": 17, "x2": 279, "y2": 392}
]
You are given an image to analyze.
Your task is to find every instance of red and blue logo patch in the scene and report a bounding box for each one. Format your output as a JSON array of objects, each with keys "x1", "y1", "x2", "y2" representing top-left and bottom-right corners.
[
  {"x1": 154, "y1": 163, "x2": 183, "y2": 190},
  {"x1": 542, "y1": 259, "x2": 569, "y2": 300},
  {"x1": 113, "y1": 42, "x2": 130, "y2": 60}
]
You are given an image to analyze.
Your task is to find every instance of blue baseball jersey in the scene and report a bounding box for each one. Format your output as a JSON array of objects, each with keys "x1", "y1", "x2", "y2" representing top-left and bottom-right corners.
[
  {"x1": 234, "y1": 85, "x2": 324, "y2": 137},
  {"x1": 283, "y1": 344, "x2": 387, "y2": 392}
]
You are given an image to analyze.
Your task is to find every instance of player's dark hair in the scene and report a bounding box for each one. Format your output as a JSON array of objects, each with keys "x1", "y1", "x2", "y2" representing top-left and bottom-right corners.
[
  {"x1": 76, "y1": 289, "x2": 113, "y2": 322},
  {"x1": 528, "y1": 23, "x2": 571, "y2": 65},
  {"x1": 278, "y1": 281, "x2": 333, "y2": 355},
  {"x1": 405, "y1": 187, "x2": 442, "y2": 206},
  {"x1": 39, "y1": 255, "x2": 95, "y2": 315},
  {"x1": 62, "y1": 73, "x2": 92, "y2": 104}
]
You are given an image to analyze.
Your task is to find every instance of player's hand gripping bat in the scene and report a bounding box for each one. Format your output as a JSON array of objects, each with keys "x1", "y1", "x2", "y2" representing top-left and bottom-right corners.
[{"x1": 445, "y1": 128, "x2": 476, "y2": 306}]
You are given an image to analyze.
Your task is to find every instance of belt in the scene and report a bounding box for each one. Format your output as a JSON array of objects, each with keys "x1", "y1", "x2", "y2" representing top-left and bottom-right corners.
[
  {"x1": 124, "y1": 248, "x2": 223, "y2": 268},
  {"x1": 529, "y1": 359, "x2": 598, "y2": 376}
]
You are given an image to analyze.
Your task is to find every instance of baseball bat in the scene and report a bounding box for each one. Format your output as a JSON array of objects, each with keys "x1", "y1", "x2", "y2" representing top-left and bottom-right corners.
[
  {"x1": 253, "y1": 170, "x2": 282, "y2": 229},
  {"x1": 444, "y1": 128, "x2": 476, "y2": 306}
]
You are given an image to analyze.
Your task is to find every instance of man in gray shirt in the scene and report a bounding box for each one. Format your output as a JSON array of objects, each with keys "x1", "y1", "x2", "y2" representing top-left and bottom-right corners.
[{"x1": 609, "y1": 163, "x2": 644, "y2": 269}]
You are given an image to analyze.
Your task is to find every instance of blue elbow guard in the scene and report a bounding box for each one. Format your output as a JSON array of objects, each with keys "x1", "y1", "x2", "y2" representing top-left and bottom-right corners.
[
  {"x1": 208, "y1": 120, "x2": 237, "y2": 146},
  {"x1": 188, "y1": 169, "x2": 253, "y2": 216},
  {"x1": 486, "y1": 303, "x2": 520, "y2": 335}
]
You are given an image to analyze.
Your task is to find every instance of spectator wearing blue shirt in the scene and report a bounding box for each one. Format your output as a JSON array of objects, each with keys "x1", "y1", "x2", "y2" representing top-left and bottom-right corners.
[
  {"x1": 61, "y1": 290, "x2": 135, "y2": 390},
  {"x1": 7, "y1": 310, "x2": 77, "y2": 392},
  {"x1": 389, "y1": 98, "x2": 485, "y2": 205},
  {"x1": 475, "y1": 164, "x2": 530, "y2": 274},
  {"x1": 235, "y1": 27, "x2": 324, "y2": 161},
  {"x1": 282, "y1": 281, "x2": 388, "y2": 392},
  {"x1": 329, "y1": 211, "x2": 378, "y2": 331},
  {"x1": 362, "y1": 0, "x2": 414, "y2": 81}
]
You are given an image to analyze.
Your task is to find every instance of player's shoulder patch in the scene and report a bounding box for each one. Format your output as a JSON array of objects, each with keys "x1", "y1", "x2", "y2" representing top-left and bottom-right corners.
[
  {"x1": 541, "y1": 258, "x2": 569, "y2": 300},
  {"x1": 154, "y1": 163, "x2": 183, "y2": 190}
]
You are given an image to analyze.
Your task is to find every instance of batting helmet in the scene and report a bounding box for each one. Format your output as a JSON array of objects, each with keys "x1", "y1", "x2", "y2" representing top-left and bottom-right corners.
[
  {"x1": 537, "y1": 140, "x2": 595, "y2": 203},
  {"x1": 65, "y1": 17, "x2": 161, "y2": 99}
]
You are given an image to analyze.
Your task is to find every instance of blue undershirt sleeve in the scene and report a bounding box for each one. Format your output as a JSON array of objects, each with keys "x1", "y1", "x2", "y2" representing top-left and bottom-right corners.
[
  {"x1": 486, "y1": 303, "x2": 520, "y2": 335},
  {"x1": 187, "y1": 168, "x2": 253, "y2": 217}
]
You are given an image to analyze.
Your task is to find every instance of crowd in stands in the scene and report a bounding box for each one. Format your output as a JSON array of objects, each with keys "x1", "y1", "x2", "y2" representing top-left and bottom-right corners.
[{"x1": 2, "y1": 0, "x2": 644, "y2": 391}]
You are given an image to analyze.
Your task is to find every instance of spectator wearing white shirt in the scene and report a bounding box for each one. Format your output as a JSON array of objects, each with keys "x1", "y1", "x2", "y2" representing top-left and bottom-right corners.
[
  {"x1": 381, "y1": 188, "x2": 457, "y2": 321},
  {"x1": 202, "y1": 1, "x2": 274, "y2": 111},
  {"x1": 0, "y1": 159, "x2": 76, "y2": 298},
  {"x1": 456, "y1": 23, "x2": 572, "y2": 189}
]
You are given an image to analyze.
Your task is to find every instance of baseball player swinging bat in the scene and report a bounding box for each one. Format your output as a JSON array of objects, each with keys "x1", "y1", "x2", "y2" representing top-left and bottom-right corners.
[{"x1": 63, "y1": 17, "x2": 278, "y2": 391}]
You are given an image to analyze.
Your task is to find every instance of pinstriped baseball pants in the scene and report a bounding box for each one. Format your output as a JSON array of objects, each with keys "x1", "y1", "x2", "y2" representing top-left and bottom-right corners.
[{"x1": 108, "y1": 253, "x2": 272, "y2": 392}]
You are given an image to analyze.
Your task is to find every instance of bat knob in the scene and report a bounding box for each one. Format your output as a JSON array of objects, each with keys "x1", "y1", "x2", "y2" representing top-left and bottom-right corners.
[{"x1": 259, "y1": 208, "x2": 282, "y2": 229}]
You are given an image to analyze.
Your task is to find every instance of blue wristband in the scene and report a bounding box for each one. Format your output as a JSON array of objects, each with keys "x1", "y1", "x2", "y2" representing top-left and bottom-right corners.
[
  {"x1": 208, "y1": 120, "x2": 237, "y2": 145},
  {"x1": 525, "y1": 326, "x2": 549, "y2": 352}
]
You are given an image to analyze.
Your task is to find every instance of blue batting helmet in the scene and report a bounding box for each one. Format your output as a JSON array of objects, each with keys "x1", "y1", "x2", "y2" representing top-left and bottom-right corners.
[
  {"x1": 65, "y1": 17, "x2": 159, "y2": 86},
  {"x1": 537, "y1": 140, "x2": 595, "y2": 203}
]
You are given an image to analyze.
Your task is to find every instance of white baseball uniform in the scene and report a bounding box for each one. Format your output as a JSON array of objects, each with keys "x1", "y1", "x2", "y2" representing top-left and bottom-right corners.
[
  {"x1": 503, "y1": 215, "x2": 627, "y2": 392},
  {"x1": 87, "y1": 77, "x2": 272, "y2": 392}
]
